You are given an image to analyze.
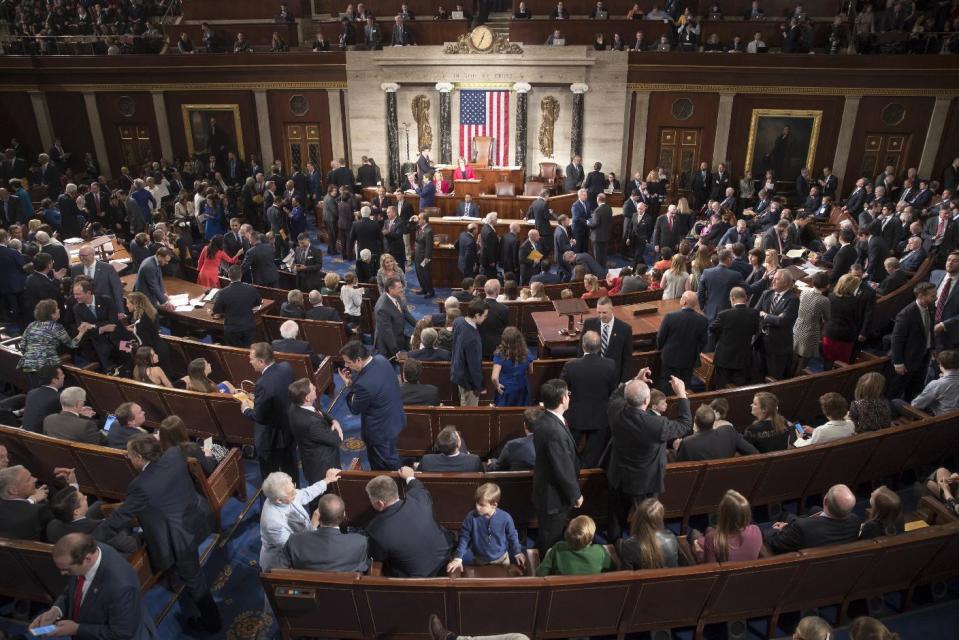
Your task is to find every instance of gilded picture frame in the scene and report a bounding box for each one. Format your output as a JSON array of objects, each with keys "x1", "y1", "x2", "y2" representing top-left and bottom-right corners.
[
  {"x1": 744, "y1": 109, "x2": 822, "y2": 184},
  {"x1": 181, "y1": 104, "x2": 245, "y2": 162}
]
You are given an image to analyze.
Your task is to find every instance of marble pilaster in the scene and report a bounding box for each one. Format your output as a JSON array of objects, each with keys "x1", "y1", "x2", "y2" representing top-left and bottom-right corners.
[
  {"x1": 83, "y1": 92, "x2": 111, "y2": 179},
  {"x1": 28, "y1": 91, "x2": 54, "y2": 152},
  {"x1": 253, "y1": 90, "x2": 275, "y2": 165},
  {"x1": 629, "y1": 91, "x2": 651, "y2": 179},
  {"x1": 513, "y1": 82, "x2": 531, "y2": 173},
  {"x1": 436, "y1": 82, "x2": 453, "y2": 165},
  {"x1": 832, "y1": 96, "x2": 861, "y2": 195},
  {"x1": 919, "y1": 97, "x2": 953, "y2": 180},
  {"x1": 150, "y1": 91, "x2": 174, "y2": 162},
  {"x1": 382, "y1": 83, "x2": 400, "y2": 189},
  {"x1": 570, "y1": 83, "x2": 588, "y2": 159}
]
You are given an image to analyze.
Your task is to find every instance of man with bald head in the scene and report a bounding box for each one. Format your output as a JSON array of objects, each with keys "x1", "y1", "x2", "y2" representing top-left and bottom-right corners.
[
  {"x1": 765, "y1": 484, "x2": 862, "y2": 553},
  {"x1": 656, "y1": 291, "x2": 709, "y2": 392},
  {"x1": 605, "y1": 368, "x2": 692, "y2": 539}
]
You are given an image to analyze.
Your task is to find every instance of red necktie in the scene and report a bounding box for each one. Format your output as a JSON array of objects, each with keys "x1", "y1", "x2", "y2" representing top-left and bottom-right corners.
[
  {"x1": 668, "y1": 217, "x2": 673, "y2": 230},
  {"x1": 72, "y1": 575, "x2": 85, "y2": 616},
  {"x1": 936, "y1": 277, "x2": 952, "y2": 323}
]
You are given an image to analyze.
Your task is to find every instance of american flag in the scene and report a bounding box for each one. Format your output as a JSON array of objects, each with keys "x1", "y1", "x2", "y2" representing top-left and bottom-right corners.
[{"x1": 459, "y1": 89, "x2": 509, "y2": 167}]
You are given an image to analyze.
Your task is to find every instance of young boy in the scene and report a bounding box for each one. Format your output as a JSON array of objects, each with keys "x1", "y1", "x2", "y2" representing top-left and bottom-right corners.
[
  {"x1": 648, "y1": 389, "x2": 668, "y2": 416},
  {"x1": 446, "y1": 483, "x2": 526, "y2": 574}
]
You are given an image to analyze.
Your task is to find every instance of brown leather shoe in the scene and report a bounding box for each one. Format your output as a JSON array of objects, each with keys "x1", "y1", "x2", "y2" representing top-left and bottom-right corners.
[{"x1": 428, "y1": 614, "x2": 454, "y2": 640}]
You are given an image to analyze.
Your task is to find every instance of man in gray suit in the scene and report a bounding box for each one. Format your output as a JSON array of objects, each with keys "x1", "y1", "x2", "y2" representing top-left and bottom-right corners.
[
  {"x1": 587, "y1": 192, "x2": 613, "y2": 267},
  {"x1": 374, "y1": 276, "x2": 416, "y2": 359},
  {"x1": 564, "y1": 155, "x2": 584, "y2": 192},
  {"x1": 281, "y1": 494, "x2": 369, "y2": 572},
  {"x1": 133, "y1": 248, "x2": 174, "y2": 310},
  {"x1": 42, "y1": 387, "x2": 104, "y2": 445},
  {"x1": 72, "y1": 244, "x2": 125, "y2": 316}
]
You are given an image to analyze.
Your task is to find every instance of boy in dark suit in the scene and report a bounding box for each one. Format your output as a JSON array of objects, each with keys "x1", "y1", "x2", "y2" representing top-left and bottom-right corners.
[
  {"x1": 400, "y1": 358, "x2": 440, "y2": 406},
  {"x1": 487, "y1": 407, "x2": 538, "y2": 472},
  {"x1": 418, "y1": 426, "x2": 483, "y2": 472}
]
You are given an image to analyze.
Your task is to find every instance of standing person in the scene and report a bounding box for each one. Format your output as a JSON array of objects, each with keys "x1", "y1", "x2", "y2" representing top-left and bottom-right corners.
[
  {"x1": 527, "y1": 190, "x2": 554, "y2": 259},
  {"x1": 792, "y1": 271, "x2": 831, "y2": 374},
  {"x1": 518, "y1": 229, "x2": 544, "y2": 286},
  {"x1": 889, "y1": 282, "x2": 936, "y2": 401},
  {"x1": 340, "y1": 341, "x2": 406, "y2": 470},
  {"x1": 382, "y1": 206, "x2": 406, "y2": 270},
  {"x1": 414, "y1": 213, "x2": 436, "y2": 298},
  {"x1": 288, "y1": 378, "x2": 343, "y2": 486},
  {"x1": 454, "y1": 223, "x2": 479, "y2": 278},
  {"x1": 239, "y1": 343, "x2": 297, "y2": 480},
  {"x1": 373, "y1": 276, "x2": 416, "y2": 359},
  {"x1": 500, "y1": 222, "x2": 521, "y2": 277},
  {"x1": 753, "y1": 270, "x2": 800, "y2": 379},
  {"x1": 133, "y1": 248, "x2": 175, "y2": 311},
  {"x1": 479, "y1": 280, "x2": 510, "y2": 359},
  {"x1": 581, "y1": 297, "x2": 633, "y2": 382},
  {"x1": 587, "y1": 192, "x2": 613, "y2": 267},
  {"x1": 322, "y1": 185, "x2": 340, "y2": 255},
  {"x1": 532, "y1": 379, "x2": 582, "y2": 555},
  {"x1": 492, "y1": 326, "x2": 535, "y2": 407},
  {"x1": 211, "y1": 265, "x2": 262, "y2": 348},
  {"x1": 196, "y1": 234, "x2": 239, "y2": 289},
  {"x1": 71, "y1": 243, "x2": 125, "y2": 314},
  {"x1": 561, "y1": 331, "x2": 618, "y2": 468},
  {"x1": 241, "y1": 231, "x2": 280, "y2": 288},
  {"x1": 480, "y1": 212, "x2": 500, "y2": 278},
  {"x1": 606, "y1": 369, "x2": 692, "y2": 540},
  {"x1": 570, "y1": 189, "x2": 591, "y2": 252},
  {"x1": 291, "y1": 232, "x2": 324, "y2": 292},
  {"x1": 709, "y1": 287, "x2": 761, "y2": 388},
  {"x1": 451, "y1": 299, "x2": 488, "y2": 406},
  {"x1": 656, "y1": 291, "x2": 708, "y2": 391}
]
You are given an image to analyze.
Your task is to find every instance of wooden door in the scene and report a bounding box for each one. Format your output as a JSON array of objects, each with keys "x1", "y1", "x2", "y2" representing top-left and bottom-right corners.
[
  {"x1": 859, "y1": 133, "x2": 910, "y2": 182},
  {"x1": 284, "y1": 123, "x2": 325, "y2": 172},
  {"x1": 656, "y1": 128, "x2": 701, "y2": 201},
  {"x1": 117, "y1": 124, "x2": 153, "y2": 171}
]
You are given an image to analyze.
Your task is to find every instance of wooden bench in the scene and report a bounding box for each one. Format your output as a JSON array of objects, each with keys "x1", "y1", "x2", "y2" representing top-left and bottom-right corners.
[
  {"x1": 869, "y1": 257, "x2": 932, "y2": 336},
  {"x1": 0, "y1": 424, "x2": 247, "y2": 531},
  {"x1": 261, "y1": 514, "x2": 959, "y2": 640},
  {"x1": 242, "y1": 280, "x2": 377, "y2": 335},
  {"x1": 261, "y1": 314, "x2": 350, "y2": 362}
]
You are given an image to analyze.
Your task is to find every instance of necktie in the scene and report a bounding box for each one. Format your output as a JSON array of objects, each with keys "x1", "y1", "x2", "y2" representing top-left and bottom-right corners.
[
  {"x1": 936, "y1": 277, "x2": 952, "y2": 323},
  {"x1": 921, "y1": 305, "x2": 932, "y2": 349},
  {"x1": 86, "y1": 264, "x2": 94, "y2": 279},
  {"x1": 72, "y1": 575, "x2": 85, "y2": 616},
  {"x1": 668, "y1": 217, "x2": 673, "y2": 230},
  {"x1": 601, "y1": 322, "x2": 610, "y2": 355},
  {"x1": 938, "y1": 220, "x2": 946, "y2": 237},
  {"x1": 89, "y1": 303, "x2": 96, "y2": 319}
]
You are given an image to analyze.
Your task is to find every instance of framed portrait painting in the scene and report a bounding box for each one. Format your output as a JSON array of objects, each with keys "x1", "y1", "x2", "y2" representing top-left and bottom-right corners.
[
  {"x1": 745, "y1": 109, "x2": 822, "y2": 186},
  {"x1": 180, "y1": 104, "x2": 245, "y2": 164}
]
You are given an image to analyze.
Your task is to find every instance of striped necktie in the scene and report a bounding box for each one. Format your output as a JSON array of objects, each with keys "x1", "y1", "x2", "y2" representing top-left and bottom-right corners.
[{"x1": 601, "y1": 322, "x2": 610, "y2": 355}]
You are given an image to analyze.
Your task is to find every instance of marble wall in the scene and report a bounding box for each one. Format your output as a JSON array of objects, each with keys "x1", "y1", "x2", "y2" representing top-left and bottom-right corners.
[{"x1": 345, "y1": 46, "x2": 628, "y2": 186}]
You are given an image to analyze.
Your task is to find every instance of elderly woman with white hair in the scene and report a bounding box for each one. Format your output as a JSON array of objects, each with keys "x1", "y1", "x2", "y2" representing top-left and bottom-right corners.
[{"x1": 259, "y1": 467, "x2": 341, "y2": 571}]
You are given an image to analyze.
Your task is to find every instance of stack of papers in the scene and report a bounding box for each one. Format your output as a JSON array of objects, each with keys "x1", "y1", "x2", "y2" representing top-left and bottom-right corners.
[
  {"x1": 202, "y1": 289, "x2": 219, "y2": 302},
  {"x1": 174, "y1": 306, "x2": 195, "y2": 313},
  {"x1": 168, "y1": 293, "x2": 190, "y2": 306}
]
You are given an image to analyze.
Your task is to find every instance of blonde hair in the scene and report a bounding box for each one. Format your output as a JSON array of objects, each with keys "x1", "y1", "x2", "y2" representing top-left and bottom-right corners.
[
  {"x1": 854, "y1": 372, "x2": 885, "y2": 401},
  {"x1": 564, "y1": 515, "x2": 596, "y2": 551},
  {"x1": 628, "y1": 498, "x2": 666, "y2": 568},
  {"x1": 669, "y1": 253, "x2": 687, "y2": 276},
  {"x1": 323, "y1": 272, "x2": 340, "y2": 290},
  {"x1": 834, "y1": 273, "x2": 861, "y2": 297},
  {"x1": 475, "y1": 482, "x2": 501, "y2": 505},
  {"x1": 126, "y1": 292, "x2": 157, "y2": 322},
  {"x1": 753, "y1": 392, "x2": 786, "y2": 434},
  {"x1": 712, "y1": 490, "x2": 752, "y2": 562},
  {"x1": 584, "y1": 274, "x2": 600, "y2": 293}
]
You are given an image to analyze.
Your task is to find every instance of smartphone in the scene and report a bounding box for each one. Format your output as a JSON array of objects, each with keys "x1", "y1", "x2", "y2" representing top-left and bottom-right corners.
[
  {"x1": 203, "y1": 436, "x2": 213, "y2": 452},
  {"x1": 103, "y1": 414, "x2": 117, "y2": 433},
  {"x1": 30, "y1": 625, "x2": 58, "y2": 637},
  {"x1": 793, "y1": 422, "x2": 805, "y2": 437}
]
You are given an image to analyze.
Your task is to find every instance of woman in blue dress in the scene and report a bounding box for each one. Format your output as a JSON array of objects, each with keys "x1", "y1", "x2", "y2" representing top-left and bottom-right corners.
[
  {"x1": 201, "y1": 193, "x2": 226, "y2": 240},
  {"x1": 492, "y1": 326, "x2": 535, "y2": 407},
  {"x1": 289, "y1": 196, "x2": 307, "y2": 239}
]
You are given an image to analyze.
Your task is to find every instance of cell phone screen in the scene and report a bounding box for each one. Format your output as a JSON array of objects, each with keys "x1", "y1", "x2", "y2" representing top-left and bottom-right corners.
[
  {"x1": 103, "y1": 414, "x2": 117, "y2": 433},
  {"x1": 793, "y1": 423, "x2": 804, "y2": 436},
  {"x1": 31, "y1": 625, "x2": 59, "y2": 637}
]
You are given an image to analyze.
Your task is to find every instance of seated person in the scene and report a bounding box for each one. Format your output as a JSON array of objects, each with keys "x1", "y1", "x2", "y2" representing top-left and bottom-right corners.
[
  {"x1": 617, "y1": 498, "x2": 679, "y2": 569},
  {"x1": 926, "y1": 467, "x2": 959, "y2": 516},
  {"x1": 486, "y1": 407, "x2": 538, "y2": 471},
  {"x1": 365, "y1": 467, "x2": 453, "y2": 577},
  {"x1": 453, "y1": 278, "x2": 475, "y2": 302},
  {"x1": 545, "y1": 29, "x2": 565, "y2": 45},
  {"x1": 794, "y1": 392, "x2": 855, "y2": 448},
  {"x1": 0, "y1": 464, "x2": 53, "y2": 540},
  {"x1": 859, "y1": 486, "x2": 904, "y2": 540},
  {"x1": 47, "y1": 485, "x2": 139, "y2": 553},
  {"x1": 911, "y1": 349, "x2": 959, "y2": 416},
  {"x1": 530, "y1": 260, "x2": 561, "y2": 285},
  {"x1": 320, "y1": 272, "x2": 340, "y2": 296},
  {"x1": 765, "y1": 484, "x2": 862, "y2": 553},
  {"x1": 537, "y1": 515, "x2": 613, "y2": 575},
  {"x1": 282, "y1": 494, "x2": 369, "y2": 571},
  {"x1": 43, "y1": 386, "x2": 105, "y2": 445},
  {"x1": 280, "y1": 289, "x2": 306, "y2": 318},
  {"x1": 72, "y1": 277, "x2": 126, "y2": 374},
  {"x1": 305, "y1": 289, "x2": 343, "y2": 322},
  {"x1": 272, "y1": 319, "x2": 321, "y2": 367},
  {"x1": 514, "y1": 1, "x2": 532, "y2": 18},
  {"x1": 106, "y1": 402, "x2": 150, "y2": 449},
  {"x1": 647, "y1": 389, "x2": 668, "y2": 416},
  {"x1": 692, "y1": 490, "x2": 762, "y2": 563},
  {"x1": 132, "y1": 346, "x2": 173, "y2": 388},
  {"x1": 447, "y1": 482, "x2": 526, "y2": 574},
  {"x1": 676, "y1": 405, "x2": 758, "y2": 461},
  {"x1": 159, "y1": 415, "x2": 219, "y2": 476},
  {"x1": 418, "y1": 426, "x2": 484, "y2": 472},
  {"x1": 849, "y1": 371, "x2": 892, "y2": 432},
  {"x1": 408, "y1": 327, "x2": 451, "y2": 361},
  {"x1": 21, "y1": 364, "x2": 64, "y2": 433},
  {"x1": 180, "y1": 358, "x2": 237, "y2": 393},
  {"x1": 400, "y1": 358, "x2": 439, "y2": 406},
  {"x1": 744, "y1": 391, "x2": 790, "y2": 452}
]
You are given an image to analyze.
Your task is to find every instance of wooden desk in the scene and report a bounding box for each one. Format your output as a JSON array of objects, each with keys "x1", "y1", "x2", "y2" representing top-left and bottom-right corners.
[
  {"x1": 65, "y1": 236, "x2": 132, "y2": 272},
  {"x1": 436, "y1": 166, "x2": 525, "y2": 195},
  {"x1": 363, "y1": 189, "x2": 622, "y2": 220},
  {"x1": 533, "y1": 298, "x2": 682, "y2": 355}
]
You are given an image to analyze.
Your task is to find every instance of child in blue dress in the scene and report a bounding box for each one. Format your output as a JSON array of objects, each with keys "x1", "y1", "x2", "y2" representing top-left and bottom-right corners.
[{"x1": 492, "y1": 326, "x2": 535, "y2": 406}]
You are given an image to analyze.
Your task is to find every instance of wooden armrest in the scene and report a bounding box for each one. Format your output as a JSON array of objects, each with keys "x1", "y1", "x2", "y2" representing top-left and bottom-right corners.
[
  {"x1": 368, "y1": 561, "x2": 384, "y2": 576},
  {"x1": 98, "y1": 502, "x2": 122, "y2": 516},
  {"x1": 764, "y1": 376, "x2": 778, "y2": 383},
  {"x1": 524, "y1": 548, "x2": 540, "y2": 575},
  {"x1": 895, "y1": 403, "x2": 929, "y2": 421},
  {"x1": 917, "y1": 496, "x2": 959, "y2": 525}
]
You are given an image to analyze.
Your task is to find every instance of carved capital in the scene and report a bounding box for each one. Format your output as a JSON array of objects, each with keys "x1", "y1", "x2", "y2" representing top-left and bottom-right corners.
[
  {"x1": 381, "y1": 82, "x2": 400, "y2": 93},
  {"x1": 570, "y1": 83, "x2": 589, "y2": 94},
  {"x1": 435, "y1": 82, "x2": 454, "y2": 93},
  {"x1": 513, "y1": 82, "x2": 532, "y2": 94}
]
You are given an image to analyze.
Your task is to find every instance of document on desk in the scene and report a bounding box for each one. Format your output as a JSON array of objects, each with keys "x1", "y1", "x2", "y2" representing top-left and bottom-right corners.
[
  {"x1": 168, "y1": 293, "x2": 190, "y2": 306},
  {"x1": 202, "y1": 288, "x2": 219, "y2": 302},
  {"x1": 174, "y1": 305, "x2": 195, "y2": 313},
  {"x1": 786, "y1": 249, "x2": 807, "y2": 259}
]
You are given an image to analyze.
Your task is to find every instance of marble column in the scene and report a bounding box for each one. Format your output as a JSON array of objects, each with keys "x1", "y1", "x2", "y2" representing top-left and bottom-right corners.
[
  {"x1": 569, "y1": 83, "x2": 588, "y2": 159},
  {"x1": 629, "y1": 91, "x2": 651, "y2": 179},
  {"x1": 150, "y1": 91, "x2": 174, "y2": 162},
  {"x1": 82, "y1": 92, "x2": 111, "y2": 179},
  {"x1": 435, "y1": 83, "x2": 453, "y2": 165},
  {"x1": 382, "y1": 83, "x2": 400, "y2": 190},
  {"x1": 28, "y1": 91, "x2": 55, "y2": 152},
  {"x1": 919, "y1": 96, "x2": 953, "y2": 180},
  {"x1": 513, "y1": 82, "x2": 531, "y2": 174},
  {"x1": 253, "y1": 90, "x2": 275, "y2": 165},
  {"x1": 832, "y1": 96, "x2": 861, "y2": 195},
  {"x1": 712, "y1": 93, "x2": 735, "y2": 168},
  {"x1": 328, "y1": 89, "x2": 346, "y2": 164}
]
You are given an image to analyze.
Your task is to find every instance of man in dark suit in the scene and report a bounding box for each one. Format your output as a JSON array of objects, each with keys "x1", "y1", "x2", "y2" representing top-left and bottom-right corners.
[
  {"x1": 350, "y1": 206, "x2": 381, "y2": 266},
  {"x1": 876, "y1": 256, "x2": 909, "y2": 296},
  {"x1": 382, "y1": 205, "x2": 406, "y2": 269},
  {"x1": 863, "y1": 221, "x2": 890, "y2": 284},
  {"x1": 58, "y1": 184, "x2": 84, "y2": 239},
  {"x1": 710, "y1": 287, "x2": 761, "y2": 388},
  {"x1": 802, "y1": 185, "x2": 822, "y2": 213},
  {"x1": 843, "y1": 178, "x2": 867, "y2": 216},
  {"x1": 698, "y1": 249, "x2": 751, "y2": 322},
  {"x1": 898, "y1": 236, "x2": 927, "y2": 272},
  {"x1": 606, "y1": 370, "x2": 692, "y2": 540},
  {"x1": 754, "y1": 270, "x2": 800, "y2": 379},
  {"x1": 0, "y1": 187, "x2": 21, "y2": 227},
  {"x1": 766, "y1": 484, "x2": 861, "y2": 554},
  {"x1": 272, "y1": 319, "x2": 321, "y2": 367},
  {"x1": 688, "y1": 161, "x2": 712, "y2": 208},
  {"x1": 305, "y1": 290, "x2": 343, "y2": 322},
  {"x1": 72, "y1": 244, "x2": 125, "y2": 313},
  {"x1": 562, "y1": 250, "x2": 607, "y2": 279},
  {"x1": 212, "y1": 265, "x2": 263, "y2": 347},
  {"x1": 242, "y1": 231, "x2": 280, "y2": 287},
  {"x1": 478, "y1": 280, "x2": 509, "y2": 359},
  {"x1": 656, "y1": 291, "x2": 709, "y2": 391},
  {"x1": 282, "y1": 494, "x2": 369, "y2": 572},
  {"x1": 532, "y1": 379, "x2": 582, "y2": 555},
  {"x1": 531, "y1": 261, "x2": 562, "y2": 285},
  {"x1": 455, "y1": 193, "x2": 480, "y2": 218},
  {"x1": 582, "y1": 162, "x2": 608, "y2": 207},
  {"x1": 0, "y1": 229, "x2": 29, "y2": 323},
  {"x1": 527, "y1": 190, "x2": 555, "y2": 257},
  {"x1": 828, "y1": 227, "x2": 859, "y2": 285},
  {"x1": 292, "y1": 233, "x2": 324, "y2": 292},
  {"x1": 500, "y1": 222, "x2": 520, "y2": 277},
  {"x1": 582, "y1": 297, "x2": 632, "y2": 381},
  {"x1": 518, "y1": 229, "x2": 545, "y2": 285},
  {"x1": 486, "y1": 408, "x2": 538, "y2": 472},
  {"x1": 288, "y1": 378, "x2": 342, "y2": 487},
  {"x1": 414, "y1": 213, "x2": 436, "y2": 298},
  {"x1": 22, "y1": 365, "x2": 64, "y2": 433},
  {"x1": 0, "y1": 464, "x2": 52, "y2": 540},
  {"x1": 676, "y1": 405, "x2": 758, "y2": 461},
  {"x1": 587, "y1": 193, "x2": 613, "y2": 267},
  {"x1": 454, "y1": 223, "x2": 479, "y2": 278},
  {"x1": 29, "y1": 534, "x2": 157, "y2": 638},
  {"x1": 241, "y1": 343, "x2": 297, "y2": 480},
  {"x1": 818, "y1": 167, "x2": 838, "y2": 199},
  {"x1": 408, "y1": 327, "x2": 451, "y2": 362},
  {"x1": 709, "y1": 163, "x2": 729, "y2": 201},
  {"x1": 84, "y1": 181, "x2": 110, "y2": 223},
  {"x1": 72, "y1": 272, "x2": 124, "y2": 359},
  {"x1": 23, "y1": 253, "x2": 63, "y2": 322},
  {"x1": 374, "y1": 277, "x2": 417, "y2": 359},
  {"x1": 43, "y1": 387, "x2": 104, "y2": 445},
  {"x1": 133, "y1": 248, "x2": 174, "y2": 310},
  {"x1": 479, "y1": 213, "x2": 500, "y2": 278},
  {"x1": 564, "y1": 155, "x2": 584, "y2": 192},
  {"x1": 761, "y1": 220, "x2": 796, "y2": 254},
  {"x1": 551, "y1": 216, "x2": 574, "y2": 281},
  {"x1": 104, "y1": 436, "x2": 221, "y2": 633},
  {"x1": 46, "y1": 486, "x2": 139, "y2": 553},
  {"x1": 561, "y1": 331, "x2": 618, "y2": 468},
  {"x1": 400, "y1": 359, "x2": 439, "y2": 406},
  {"x1": 39, "y1": 154, "x2": 61, "y2": 199},
  {"x1": 922, "y1": 208, "x2": 958, "y2": 265},
  {"x1": 932, "y1": 252, "x2": 959, "y2": 351},
  {"x1": 419, "y1": 426, "x2": 484, "y2": 472},
  {"x1": 570, "y1": 189, "x2": 591, "y2": 253},
  {"x1": 341, "y1": 341, "x2": 406, "y2": 470},
  {"x1": 651, "y1": 206, "x2": 685, "y2": 254},
  {"x1": 365, "y1": 467, "x2": 452, "y2": 576}
]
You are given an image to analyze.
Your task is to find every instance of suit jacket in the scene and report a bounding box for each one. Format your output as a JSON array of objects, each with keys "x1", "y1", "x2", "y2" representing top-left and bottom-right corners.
[
  {"x1": 0, "y1": 244, "x2": 28, "y2": 295},
  {"x1": 374, "y1": 294, "x2": 415, "y2": 358},
  {"x1": 532, "y1": 411, "x2": 581, "y2": 514},
  {"x1": 419, "y1": 452, "x2": 484, "y2": 472},
  {"x1": 710, "y1": 304, "x2": 761, "y2": 371},
  {"x1": 697, "y1": 264, "x2": 746, "y2": 321},
  {"x1": 70, "y1": 260, "x2": 125, "y2": 312},
  {"x1": 0, "y1": 195, "x2": 21, "y2": 226},
  {"x1": 479, "y1": 299, "x2": 509, "y2": 359},
  {"x1": 865, "y1": 235, "x2": 890, "y2": 283},
  {"x1": 922, "y1": 216, "x2": 959, "y2": 254},
  {"x1": 242, "y1": 242, "x2": 279, "y2": 287},
  {"x1": 383, "y1": 216, "x2": 405, "y2": 261},
  {"x1": 73, "y1": 294, "x2": 123, "y2": 341},
  {"x1": 564, "y1": 163, "x2": 585, "y2": 192},
  {"x1": 583, "y1": 171, "x2": 608, "y2": 202},
  {"x1": 561, "y1": 354, "x2": 618, "y2": 433},
  {"x1": 23, "y1": 272, "x2": 62, "y2": 320},
  {"x1": 283, "y1": 526, "x2": 370, "y2": 572},
  {"x1": 766, "y1": 512, "x2": 862, "y2": 554},
  {"x1": 400, "y1": 382, "x2": 439, "y2": 406},
  {"x1": 531, "y1": 271, "x2": 562, "y2": 285},
  {"x1": 0, "y1": 498, "x2": 52, "y2": 540},
  {"x1": 350, "y1": 218, "x2": 382, "y2": 258},
  {"x1": 43, "y1": 411, "x2": 104, "y2": 445},
  {"x1": 347, "y1": 354, "x2": 406, "y2": 446},
  {"x1": 500, "y1": 232, "x2": 519, "y2": 275},
  {"x1": 574, "y1": 252, "x2": 607, "y2": 278},
  {"x1": 709, "y1": 171, "x2": 729, "y2": 200},
  {"x1": 527, "y1": 197, "x2": 553, "y2": 241},
  {"x1": 829, "y1": 243, "x2": 859, "y2": 285},
  {"x1": 57, "y1": 193, "x2": 83, "y2": 238},
  {"x1": 41, "y1": 243, "x2": 69, "y2": 272},
  {"x1": 488, "y1": 434, "x2": 535, "y2": 471},
  {"x1": 754, "y1": 289, "x2": 800, "y2": 356},
  {"x1": 588, "y1": 204, "x2": 613, "y2": 243},
  {"x1": 212, "y1": 281, "x2": 262, "y2": 333},
  {"x1": 651, "y1": 214, "x2": 684, "y2": 250},
  {"x1": 518, "y1": 239, "x2": 543, "y2": 285},
  {"x1": 480, "y1": 223, "x2": 499, "y2": 271},
  {"x1": 366, "y1": 478, "x2": 451, "y2": 577},
  {"x1": 607, "y1": 386, "x2": 692, "y2": 495},
  {"x1": 242, "y1": 362, "x2": 295, "y2": 455},
  {"x1": 292, "y1": 243, "x2": 324, "y2": 291},
  {"x1": 288, "y1": 406, "x2": 340, "y2": 485},
  {"x1": 53, "y1": 544, "x2": 157, "y2": 639},
  {"x1": 677, "y1": 426, "x2": 758, "y2": 461},
  {"x1": 414, "y1": 224, "x2": 434, "y2": 262},
  {"x1": 876, "y1": 269, "x2": 908, "y2": 297},
  {"x1": 456, "y1": 200, "x2": 480, "y2": 218},
  {"x1": 844, "y1": 186, "x2": 867, "y2": 214},
  {"x1": 451, "y1": 316, "x2": 484, "y2": 390},
  {"x1": 454, "y1": 231, "x2": 478, "y2": 276},
  {"x1": 22, "y1": 385, "x2": 61, "y2": 433},
  {"x1": 899, "y1": 247, "x2": 927, "y2": 273},
  {"x1": 930, "y1": 270, "x2": 959, "y2": 349},
  {"x1": 581, "y1": 317, "x2": 632, "y2": 381},
  {"x1": 45, "y1": 516, "x2": 139, "y2": 554},
  {"x1": 657, "y1": 307, "x2": 708, "y2": 370}
]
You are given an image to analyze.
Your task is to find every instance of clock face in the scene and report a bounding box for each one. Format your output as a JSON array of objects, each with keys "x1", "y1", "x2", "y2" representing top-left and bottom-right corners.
[{"x1": 469, "y1": 26, "x2": 494, "y2": 51}]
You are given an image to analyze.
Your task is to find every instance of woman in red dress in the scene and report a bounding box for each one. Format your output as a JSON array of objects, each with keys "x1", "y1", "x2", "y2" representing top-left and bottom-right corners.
[
  {"x1": 453, "y1": 157, "x2": 476, "y2": 180},
  {"x1": 196, "y1": 234, "x2": 240, "y2": 289}
]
